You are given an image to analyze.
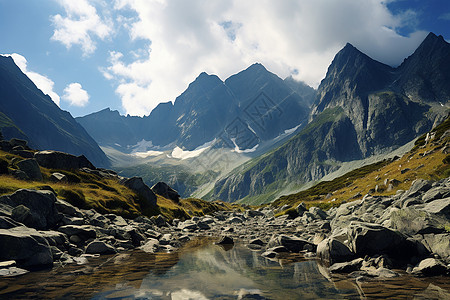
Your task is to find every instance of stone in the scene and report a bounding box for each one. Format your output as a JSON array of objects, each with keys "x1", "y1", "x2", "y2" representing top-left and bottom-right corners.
[
  {"x1": 309, "y1": 207, "x2": 328, "y2": 220},
  {"x1": 421, "y1": 233, "x2": 450, "y2": 263},
  {"x1": 50, "y1": 172, "x2": 68, "y2": 183},
  {"x1": 422, "y1": 187, "x2": 450, "y2": 203},
  {"x1": 296, "y1": 202, "x2": 307, "y2": 216},
  {"x1": 413, "y1": 258, "x2": 448, "y2": 276},
  {"x1": 0, "y1": 226, "x2": 53, "y2": 269},
  {"x1": 0, "y1": 189, "x2": 61, "y2": 230},
  {"x1": 120, "y1": 177, "x2": 157, "y2": 208},
  {"x1": 0, "y1": 216, "x2": 22, "y2": 229},
  {"x1": 85, "y1": 240, "x2": 117, "y2": 255},
  {"x1": 266, "y1": 234, "x2": 316, "y2": 253},
  {"x1": 216, "y1": 236, "x2": 234, "y2": 245},
  {"x1": 385, "y1": 207, "x2": 445, "y2": 235},
  {"x1": 317, "y1": 238, "x2": 354, "y2": 265},
  {"x1": 347, "y1": 222, "x2": 420, "y2": 263},
  {"x1": 151, "y1": 182, "x2": 180, "y2": 202},
  {"x1": 34, "y1": 150, "x2": 95, "y2": 170},
  {"x1": 140, "y1": 238, "x2": 160, "y2": 253},
  {"x1": 329, "y1": 258, "x2": 363, "y2": 273},
  {"x1": 0, "y1": 267, "x2": 29, "y2": 277},
  {"x1": 249, "y1": 238, "x2": 265, "y2": 246},
  {"x1": 11, "y1": 205, "x2": 31, "y2": 224},
  {"x1": 227, "y1": 216, "x2": 244, "y2": 224},
  {"x1": 55, "y1": 199, "x2": 83, "y2": 217},
  {"x1": 151, "y1": 215, "x2": 167, "y2": 227},
  {"x1": 423, "y1": 197, "x2": 450, "y2": 217},
  {"x1": 57, "y1": 225, "x2": 96, "y2": 240},
  {"x1": 16, "y1": 159, "x2": 43, "y2": 181}
]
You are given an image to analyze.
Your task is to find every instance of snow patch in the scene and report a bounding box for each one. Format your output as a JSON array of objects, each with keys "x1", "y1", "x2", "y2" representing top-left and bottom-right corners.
[
  {"x1": 284, "y1": 123, "x2": 302, "y2": 135},
  {"x1": 133, "y1": 150, "x2": 164, "y2": 158},
  {"x1": 230, "y1": 138, "x2": 259, "y2": 153},
  {"x1": 170, "y1": 139, "x2": 215, "y2": 160}
]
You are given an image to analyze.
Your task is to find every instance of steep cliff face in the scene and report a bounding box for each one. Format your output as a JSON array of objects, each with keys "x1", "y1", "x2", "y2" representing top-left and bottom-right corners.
[
  {"x1": 0, "y1": 56, "x2": 110, "y2": 167},
  {"x1": 212, "y1": 33, "x2": 449, "y2": 204}
]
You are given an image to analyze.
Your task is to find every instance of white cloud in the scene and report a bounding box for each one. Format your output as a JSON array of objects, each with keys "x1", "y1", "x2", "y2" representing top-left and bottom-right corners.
[
  {"x1": 103, "y1": 0, "x2": 427, "y2": 116},
  {"x1": 1, "y1": 53, "x2": 60, "y2": 106},
  {"x1": 51, "y1": 0, "x2": 112, "y2": 55},
  {"x1": 62, "y1": 83, "x2": 90, "y2": 107}
]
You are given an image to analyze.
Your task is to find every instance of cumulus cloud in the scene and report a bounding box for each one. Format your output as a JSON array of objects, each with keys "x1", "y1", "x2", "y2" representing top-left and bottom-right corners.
[
  {"x1": 62, "y1": 83, "x2": 90, "y2": 107},
  {"x1": 51, "y1": 0, "x2": 112, "y2": 55},
  {"x1": 103, "y1": 0, "x2": 427, "y2": 116},
  {"x1": 1, "y1": 53, "x2": 60, "y2": 106}
]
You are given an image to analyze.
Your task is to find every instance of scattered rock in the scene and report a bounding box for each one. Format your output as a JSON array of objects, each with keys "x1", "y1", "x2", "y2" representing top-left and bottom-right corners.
[
  {"x1": 413, "y1": 258, "x2": 448, "y2": 276},
  {"x1": 34, "y1": 150, "x2": 95, "y2": 170},
  {"x1": 16, "y1": 159, "x2": 42, "y2": 181},
  {"x1": 317, "y1": 237, "x2": 354, "y2": 265},
  {"x1": 329, "y1": 258, "x2": 363, "y2": 273},
  {"x1": 120, "y1": 177, "x2": 157, "y2": 208},
  {"x1": 85, "y1": 240, "x2": 117, "y2": 255},
  {"x1": 151, "y1": 182, "x2": 180, "y2": 202},
  {"x1": 216, "y1": 236, "x2": 234, "y2": 245}
]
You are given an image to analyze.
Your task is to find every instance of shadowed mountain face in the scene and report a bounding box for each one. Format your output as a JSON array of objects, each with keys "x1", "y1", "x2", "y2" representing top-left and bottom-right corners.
[
  {"x1": 212, "y1": 33, "x2": 449, "y2": 204},
  {"x1": 77, "y1": 64, "x2": 313, "y2": 152},
  {"x1": 0, "y1": 56, "x2": 110, "y2": 167}
]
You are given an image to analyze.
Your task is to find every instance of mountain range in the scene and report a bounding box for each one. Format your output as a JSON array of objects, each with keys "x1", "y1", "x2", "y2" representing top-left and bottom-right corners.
[
  {"x1": 0, "y1": 55, "x2": 109, "y2": 167},
  {"x1": 211, "y1": 32, "x2": 449, "y2": 203}
]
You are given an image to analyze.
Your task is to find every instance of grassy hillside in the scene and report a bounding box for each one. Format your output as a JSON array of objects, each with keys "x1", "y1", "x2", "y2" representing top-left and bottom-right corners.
[
  {"x1": 272, "y1": 115, "x2": 450, "y2": 210},
  {"x1": 0, "y1": 150, "x2": 236, "y2": 221}
]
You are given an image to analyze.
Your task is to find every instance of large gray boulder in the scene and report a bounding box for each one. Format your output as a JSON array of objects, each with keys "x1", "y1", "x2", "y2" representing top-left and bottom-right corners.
[
  {"x1": 120, "y1": 177, "x2": 157, "y2": 209},
  {"x1": 0, "y1": 189, "x2": 60, "y2": 230},
  {"x1": 423, "y1": 197, "x2": 450, "y2": 217},
  {"x1": 382, "y1": 207, "x2": 446, "y2": 235},
  {"x1": 413, "y1": 258, "x2": 448, "y2": 276},
  {"x1": 0, "y1": 226, "x2": 53, "y2": 269},
  {"x1": 16, "y1": 159, "x2": 42, "y2": 181},
  {"x1": 317, "y1": 237, "x2": 354, "y2": 265},
  {"x1": 57, "y1": 225, "x2": 96, "y2": 241},
  {"x1": 347, "y1": 222, "x2": 422, "y2": 263},
  {"x1": 151, "y1": 182, "x2": 180, "y2": 202},
  {"x1": 34, "y1": 150, "x2": 95, "y2": 170},
  {"x1": 421, "y1": 233, "x2": 450, "y2": 263}
]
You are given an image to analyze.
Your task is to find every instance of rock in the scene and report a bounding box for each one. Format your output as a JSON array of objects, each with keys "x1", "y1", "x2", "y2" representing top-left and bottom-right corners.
[
  {"x1": 151, "y1": 182, "x2": 180, "y2": 202},
  {"x1": 0, "y1": 226, "x2": 53, "y2": 269},
  {"x1": 0, "y1": 266, "x2": 29, "y2": 277},
  {"x1": 34, "y1": 150, "x2": 95, "y2": 170},
  {"x1": 11, "y1": 169, "x2": 28, "y2": 180},
  {"x1": 50, "y1": 172, "x2": 68, "y2": 183},
  {"x1": 385, "y1": 207, "x2": 446, "y2": 235},
  {"x1": 9, "y1": 138, "x2": 28, "y2": 148},
  {"x1": 309, "y1": 207, "x2": 328, "y2": 220},
  {"x1": 216, "y1": 236, "x2": 234, "y2": 245},
  {"x1": 296, "y1": 202, "x2": 307, "y2": 216},
  {"x1": 0, "y1": 216, "x2": 22, "y2": 229},
  {"x1": 120, "y1": 177, "x2": 157, "y2": 208},
  {"x1": 227, "y1": 216, "x2": 244, "y2": 224},
  {"x1": 423, "y1": 197, "x2": 450, "y2": 217},
  {"x1": 421, "y1": 233, "x2": 450, "y2": 263},
  {"x1": 11, "y1": 205, "x2": 31, "y2": 224},
  {"x1": 151, "y1": 215, "x2": 167, "y2": 227},
  {"x1": 261, "y1": 251, "x2": 278, "y2": 258},
  {"x1": 140, "y1": 238, "x2": 160, "y2": 253},
  {"x1": 16, "y1": 159, "x2": 42, "y2": 181},
  {"x1": 0, "y1": 260, "x2": 16, "y2": 268},
  {"x1": 0, "y1": 189, "x2": 60, "y2": 230},
  {"x1": 57, "y1": 225, "x2": 96, "y2": 240},
  {"x1": 317, "y1": 238, "x2": 354, "y2": 265},
  {"x1": 347, "y1": 222, "x2": 420, "y2": 263},
  {"x1": 245, "y1": 210, "x2": 265, "y2": 218},
  {"x1": 55, "y1": 199, "x2": 83, "y2": 217},
  {"x1": 422, "y1": 187, "x2": 450, "y2": 203},
  {"x1": 249, "y1": 238, "x2": 265, "y2": 246},
  {"x1": 85, "y1": 240, "x2": 117, "y2": 255},
  {"x1": 267, "y1": 234, "x2": 316, "y2": 253},
  {"x1": 178, "y1": 220, "x2": 198, "y2": 231},
  {"x1": 329, "y1": 258, "x2": 363, "y2": 273},
  {"x1": 413, "y1": 258, "x2": 448, "y2": 276}
]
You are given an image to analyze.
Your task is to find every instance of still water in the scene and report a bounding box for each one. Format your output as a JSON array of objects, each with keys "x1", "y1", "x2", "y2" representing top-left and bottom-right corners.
[{"x1": 1, "y1": 239, "x2": 449, "y2": 299}]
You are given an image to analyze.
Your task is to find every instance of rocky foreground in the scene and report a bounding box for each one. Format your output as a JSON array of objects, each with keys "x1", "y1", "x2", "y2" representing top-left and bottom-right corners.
[{"x1": 0, "y1": 175, "x2": 449, "y2": 280}]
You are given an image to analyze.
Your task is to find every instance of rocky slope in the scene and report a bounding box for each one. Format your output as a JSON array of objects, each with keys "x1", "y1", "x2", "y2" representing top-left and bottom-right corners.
[
  {"x1": 77, "y1": 64, "x2": 313, "y2": 152},
  {"x1": 211, "y1": 32, "x2": 449, "y2": 204},
  {"x1": 0, "y1": 56, "x2": 110, "y2": 168}
]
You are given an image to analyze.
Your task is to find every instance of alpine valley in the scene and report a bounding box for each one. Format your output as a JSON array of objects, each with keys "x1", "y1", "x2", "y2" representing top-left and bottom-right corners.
[{"x1": 77, "y1": 32, "x2": 449, "y2": 204}]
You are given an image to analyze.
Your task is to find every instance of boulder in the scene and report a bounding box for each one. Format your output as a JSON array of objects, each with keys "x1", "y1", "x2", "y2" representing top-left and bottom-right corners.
[
  {"x1": 0, "y1": 216, "x2": 23, "y2": 229},
  {"x1": 347, "y1": 222, "x2": 421, "y2": 263},
  {"x1": 216, "y1": 236, "x2": 234, "y2": 245},
  {"x1": 317, "y1": 237, "x2": 354, "y2": 265},
  {"x1": 85, "y1": 240, "x2": 117, "y2": 255},
  {"x1": 266, "y1": 234, "x2": 316, "y2": 253},
  {"x1": 309, "y1": 207, "x2": 328, "y2": 220},
  {"x1": 423, "y1": 197, "x2": 450, "y2": 217},
  {"x1": 384, "y1": 207, "x2": 446, "y2": 235},
  {"x1": 151, "y1": 182, "x2": 180, "y2": 202},
  {"x1": 34, "y1": 150, "x2": 95, "y2": 170},
  {"x1": 0, "y1": 226, "x2": 53, "y2": 269},
  {"x1": 50, "y1": 172, "x2": 68, "y2": 183},
  {"x1": 413, "y1": 258, "x2": 448, "y2": 276},
  {"x1": 329, "y1": 258, "x2": 363, "y2": 273},
  {"x1": 0, "y1": 189, "x2": 60, "y2": 230},
  {"x1": 150, "y1": 215, "x2": 167, "y2": 227},
  {"x1": 296, "y1": 203, "x2": 307, "y2": 216},
  {"x1": 421, "y1": 233, "x2": 450, "y2": 262},
  {"x1": 140, "y1": 238, "x2": 160, "y2": 253},
  {"x1": 55, "y1": 199, "x2": 83, "y2": 218},
  {"x1": 16, "y1": 159, "x2": 42, "y2": 181},
  {"x1": 120, "y1": 177, "x2": 157, "y2": 208},
  {"x1": 57, "y1": 225, "x2": 96, "y2": 241}
]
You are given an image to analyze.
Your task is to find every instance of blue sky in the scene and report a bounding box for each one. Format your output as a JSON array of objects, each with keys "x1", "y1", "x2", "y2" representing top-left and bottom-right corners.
[{"x1": 0, "y1": 0, "x2": 449, "y2": 117}]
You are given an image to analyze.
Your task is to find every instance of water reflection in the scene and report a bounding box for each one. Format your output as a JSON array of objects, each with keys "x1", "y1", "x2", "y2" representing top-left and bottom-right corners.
[{"x1": 1, "y1": 239, "x2": 449, "y2": 299}]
